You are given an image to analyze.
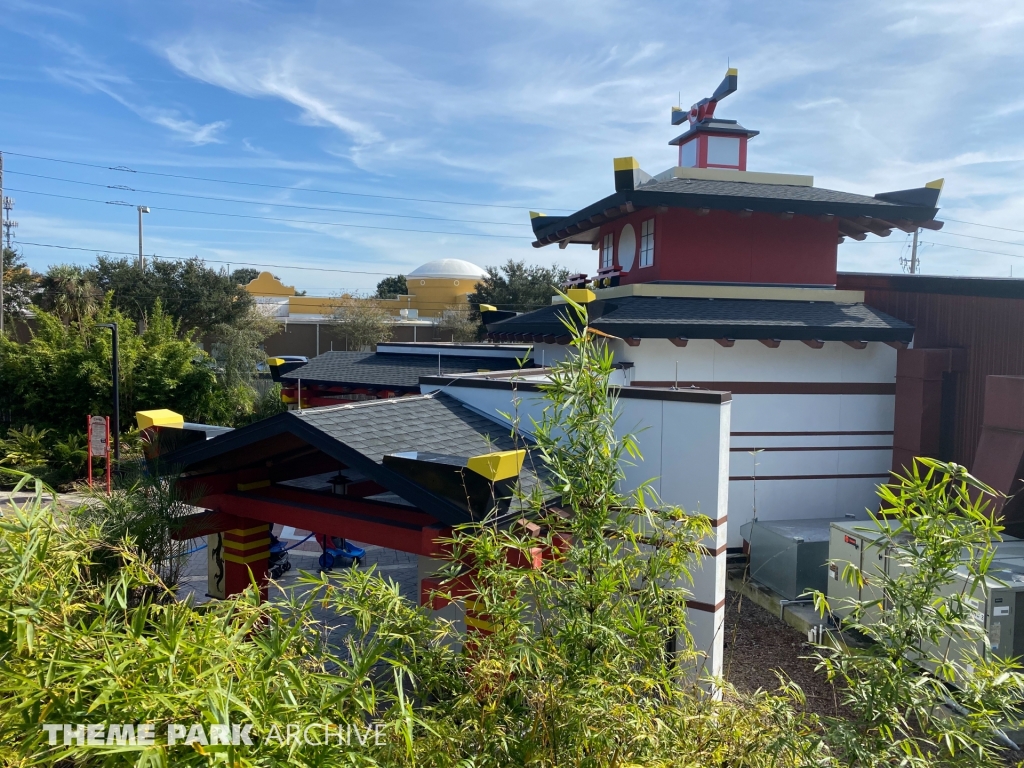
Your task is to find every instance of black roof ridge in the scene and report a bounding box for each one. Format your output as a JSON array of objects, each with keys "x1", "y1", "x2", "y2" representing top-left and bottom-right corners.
[{"x1": 294, "y1": 392, "x2": 437, "y2": 415}]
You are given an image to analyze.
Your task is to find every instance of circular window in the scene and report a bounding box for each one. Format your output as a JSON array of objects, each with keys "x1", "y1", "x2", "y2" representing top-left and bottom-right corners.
[
  {"x1": 618, "y1": 223, "x2": 637, "y2": 271},
  {"x1": 453, "y1": 280, "x2": 460, "y2": 286},
  {"x1": 420, "y1": 280, "x2": 426, "y2": 285}
]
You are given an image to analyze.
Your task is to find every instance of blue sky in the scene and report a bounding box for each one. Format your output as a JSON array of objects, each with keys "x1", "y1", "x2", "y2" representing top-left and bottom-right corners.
[{"x1": 2, "y1": 0, "x2": 1024, "y2": 295}]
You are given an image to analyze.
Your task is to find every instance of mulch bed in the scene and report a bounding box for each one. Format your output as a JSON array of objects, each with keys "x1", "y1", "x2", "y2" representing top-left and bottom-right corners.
[{"x1": 721, "y1": 587, "x2": 849, "y2": 719}]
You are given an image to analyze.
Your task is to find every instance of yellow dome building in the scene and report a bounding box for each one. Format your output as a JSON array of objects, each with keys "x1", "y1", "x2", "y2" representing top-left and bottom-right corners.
[{"x1": 242, "y1": 258, "x2": 489, "y2": 356}]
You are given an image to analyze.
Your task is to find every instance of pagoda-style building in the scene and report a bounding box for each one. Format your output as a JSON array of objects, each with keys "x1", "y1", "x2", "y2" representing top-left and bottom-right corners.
[{"x1": 489, "y1": 70, "x2": 946, "y2": 555}]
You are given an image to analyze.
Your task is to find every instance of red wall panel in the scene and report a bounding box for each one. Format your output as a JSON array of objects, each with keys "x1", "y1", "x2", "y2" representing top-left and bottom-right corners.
[{"x1": 599, "y1": 209, "x2": 839, "y2": 286}]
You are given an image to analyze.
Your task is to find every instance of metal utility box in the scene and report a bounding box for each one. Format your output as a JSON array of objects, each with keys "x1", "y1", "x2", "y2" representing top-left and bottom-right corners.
[
  {"x1": 827, "y1": 519, "x2": 895, "y2": 624},
  {"x1": 741, "y1": 518, "x2": 836, "y2": 601}
]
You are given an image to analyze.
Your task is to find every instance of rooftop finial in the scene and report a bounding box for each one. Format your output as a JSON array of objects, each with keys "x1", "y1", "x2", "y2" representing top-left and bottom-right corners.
[{"x1": 672, "y1": 68, "x2": 738, "y2": 127}]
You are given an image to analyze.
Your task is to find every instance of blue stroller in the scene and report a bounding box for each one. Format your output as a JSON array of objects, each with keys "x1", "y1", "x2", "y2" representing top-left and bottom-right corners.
[{"x1": 316, "y1": 534, "x2": 365, "y2": 572}]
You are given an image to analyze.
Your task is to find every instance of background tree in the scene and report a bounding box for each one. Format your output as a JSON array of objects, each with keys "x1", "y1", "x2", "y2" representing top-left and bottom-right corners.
[
  {"x1": 375, "y1": 274, "x2": 407, "y2": 299},
  {"x1": 327, "y1": 295, "x2": 394, "y2": 351},
  {"x1": 230, "y1": 267, "x2": 260, "y2": 286},
  {"x1": 435, "y1": 304, "x2": 478, "y2": 341},
  {"x1": 1, "y1": 247, "x2": 38, "y2": 328},
  {"x1": 36, "y1": 264, "x2": 100, "y2": 326},
  {"x1": 467, "y1": 259, "x2": 569, "y2": 334},
  {"x1": 86, "y1": 256, "x2": 254, "y2": 337}
]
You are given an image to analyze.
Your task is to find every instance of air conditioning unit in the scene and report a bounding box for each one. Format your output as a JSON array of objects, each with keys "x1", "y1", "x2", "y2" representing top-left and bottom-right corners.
[{"x1": 828, "y1": 520, "x2": 1024, "y2": 665}]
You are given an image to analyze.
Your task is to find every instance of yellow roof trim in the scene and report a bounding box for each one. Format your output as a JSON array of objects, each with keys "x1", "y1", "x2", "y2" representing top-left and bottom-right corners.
[
  {"x1": 566, "y1": 288, "x2": 596, "y2": 304},
  {"x1": 925, "y1": 178, "x2": 944, "y2": 190},
  {"x1": 479, "y1": 303, "x2": 497, "y2": 312},
  {"x1": 136, "y1": 409, "x2": 184, "y2": 430},
  {"x1": 726, "y1": 67, "x2": 738, "y2": 76},
  {"x1": 529, "y1": 211, "x2": 546, "y2": 219},
  {"x1": 467, "y1": 449, "x2": 525, "y2": 481},
  {"x1": 613, "y1": 156, "x2": 639, "y2": 172}
]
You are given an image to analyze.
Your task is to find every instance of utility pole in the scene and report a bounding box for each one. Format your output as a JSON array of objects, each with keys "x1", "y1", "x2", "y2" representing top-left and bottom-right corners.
[
  {"x1": 137, "y1": 205, "x2": 150, "y2": 269},
  {"x1": 910, "y1": 227, "x2": 920, "y2": 275},
  {"x1": 0, "y1": 152, "x2": 4, "y2": 334},
  {"x1": 2, "y1": 196, "x2": 15, "y2": 250}
]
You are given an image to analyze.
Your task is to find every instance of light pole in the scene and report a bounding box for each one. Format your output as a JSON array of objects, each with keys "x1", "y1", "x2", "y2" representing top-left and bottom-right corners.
[
  {"x1": 96, "y1": 323, "x2": 121, "y2": 462},
  {"x1": 137, "y1": 205, "x2": 150, "y2": 269}
]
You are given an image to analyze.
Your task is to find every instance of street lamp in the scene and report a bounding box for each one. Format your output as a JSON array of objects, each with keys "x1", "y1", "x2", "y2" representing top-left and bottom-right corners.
[
  {"x1": 137, "y1": 205, "x2": 150, "y2": 269},
  {"x1": 95, "y1": 323, "x2": 120, "y2": 462}
]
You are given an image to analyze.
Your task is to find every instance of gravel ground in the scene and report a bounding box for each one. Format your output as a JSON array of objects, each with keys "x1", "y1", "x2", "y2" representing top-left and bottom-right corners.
[{"x1": 721, "y1": 587, "x2": 849, "y2": 719}]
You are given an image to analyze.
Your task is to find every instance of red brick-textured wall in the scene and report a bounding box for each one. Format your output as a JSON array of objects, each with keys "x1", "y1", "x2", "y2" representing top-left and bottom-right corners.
[
  {"x1": 838, "y1": 274, "x2": 1024, "y2": 469},
  {"x1": 600, "y1": 208, "x2": 838, "y2": 286}
]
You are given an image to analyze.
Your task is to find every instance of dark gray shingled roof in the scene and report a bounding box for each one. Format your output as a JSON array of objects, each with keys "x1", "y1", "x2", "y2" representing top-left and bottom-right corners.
[
  {"x1": 634, "y1": 177, "x2": 906, "y2": 208},
  {"x1": 530, "y1": 177, "x2": 941, "y2": 247},
  {"x1": 486, "y1": 296, "x2": 914, "y2": 343},
  {"x1": 281, "y1": 351, "x2": 533, "y2": 389},
  {"x1": 164, "y1": 392, "x2": 551, "y2": 525}
]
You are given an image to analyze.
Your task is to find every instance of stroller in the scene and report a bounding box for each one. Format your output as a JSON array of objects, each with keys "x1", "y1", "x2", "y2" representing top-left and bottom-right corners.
[
  {"x1": 267, "y1": 527, "x2": 292, "y2": 579},
  {"x1": 316, "y1": 534, "x2": 365, "y2": 572}
]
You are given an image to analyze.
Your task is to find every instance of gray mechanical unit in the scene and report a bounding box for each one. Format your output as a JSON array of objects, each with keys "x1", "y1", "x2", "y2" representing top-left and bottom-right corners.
[{"x1": 742, "y1": 518, "x2": 848, "y2": 601}]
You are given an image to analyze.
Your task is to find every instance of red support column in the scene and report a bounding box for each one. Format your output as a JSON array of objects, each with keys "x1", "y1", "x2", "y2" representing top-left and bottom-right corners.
[{"x1": 222, "y1": 522, "x2": 272, "y2": 600}]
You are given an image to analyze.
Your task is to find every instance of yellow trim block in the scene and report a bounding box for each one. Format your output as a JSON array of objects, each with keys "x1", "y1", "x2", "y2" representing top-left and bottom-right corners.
[
  {"x1": 529, "y1": 211, "x2": 546, "y2": 219},
  {"x1": 565, "y1": 288, "x2": 596, "y2": 304},
  {"x1": 613, "y1": 156, "x2": 639, "y2": 172},
  {"x1": 136, "y1": 409, "x2": 184, "y2": 430},
  {"x1": 925, "y1": 178, "x2": 945, "y2": 190},
  {"x1": 726, "y1": 67, "x2": 738, "y2": 76},
  {"x1": 465, "y1": 615, "x2": 495, "y2": 632},
  {"x1": 227, "y1": 525, "x2": 271, "y2": 537},
  {"x1": 266, "y1": 357, "x2": 286, "y2": 366},
  {"x1": 467, "y1": 449, "x2": 525, "y2": 481},
  {"x1": 237, "y1": 479, "x2": 271, "y2": 492},
  {"x1": 224, "y1": 537, "x2": 271, "y2": 552},
  {"x1": 223, "y1": 550, "x2": 270, "y2": 565},
  {"x1": 479, "y1": 304, "x2": 497, "y2": 312}
]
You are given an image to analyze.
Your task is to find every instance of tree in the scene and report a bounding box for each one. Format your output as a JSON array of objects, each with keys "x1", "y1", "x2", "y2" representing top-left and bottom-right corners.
[
  {"x1": 1, "y1": 247, "x2": 38, "y2": 327},
  {"x1": 231, "y1": 268, "x2": 261, "y2": 286},
  {"x1": 467, "y1": 259, "x2": 569, "y2": 332},
  {"x1": 87, "y1": 256, "x2": 254, "y2": 337},
  {"x1": 210, "y1": 306, "x2": 279, "y2": 422},
  {"x1": 0, "y1": 297, "x2": 238, "y2": 436},
  {"x1": 376, "y1": 274, "x2": 407, "y2": 299},
  {"x1": 435, "y1": 304, "x2": 478, "y2": 341},
  {"x1": 36, "y1": 264, "x2": 100, "y2": 326},
  {"x1": 327, "y1": 295, "x2": 394, "y2": 351}
]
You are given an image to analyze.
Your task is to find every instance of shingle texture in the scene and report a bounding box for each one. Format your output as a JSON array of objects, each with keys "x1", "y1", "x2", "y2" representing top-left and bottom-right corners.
[
  {"x1": 488, "y1": 296, "x2": 914, "y2": 342},
  {"x1": 636, "y1": 177, "x2": 903, "y2": 207},
  {"x1": 294, "y1": 394, "x2": 515, "y2": 463},
  {"x1": 282, "y1": 351, "x2": 530, "y2": 388}
]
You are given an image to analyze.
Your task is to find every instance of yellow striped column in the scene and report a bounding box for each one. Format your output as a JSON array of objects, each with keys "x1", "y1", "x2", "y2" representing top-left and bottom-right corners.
[{"x1": 222, "y1": 522, "x2": 272, "y2": 600}]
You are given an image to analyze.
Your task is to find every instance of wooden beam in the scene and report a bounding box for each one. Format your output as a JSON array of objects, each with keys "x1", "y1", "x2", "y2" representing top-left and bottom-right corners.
[
  {"x1": 624, "y1": 337, "x2": 642, "y2": 347},
  {"x1": 669, "y1": 337, "x2": 689, "y2": 347},
  {"x1": 589, "y1": 213, "x2": 605, "y2": 224},
  {"x1": 758, "y1": 339, "x2": 781, "y2": 348},
  {"x1": 715, "y1": 338, "x2": 735, "y2": 347},
  {"x1": 855, "y1": 217, "x2": 892, "y2": 237},
  {"x1": 802, "y1": 339, "x2": 825, "y2": 349},
  {"x1": 919, "y1": 219, "x2": 944, "y2": 231},
  {"x1": 885, "y1": 340, "x2": 909, "y2": 350},
  {"x1": 844, "y1": 340, "x2": 868, "y2": 350}
]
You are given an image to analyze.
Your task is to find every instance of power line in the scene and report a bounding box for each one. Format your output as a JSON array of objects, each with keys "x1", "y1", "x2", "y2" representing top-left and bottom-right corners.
[
  {"x1": 942, "y1": 218, "x2": 1024, "y2": 236},
  {"x1": 5, "y1": 187, "x2": 535, "y2": 240},
  {"x1": 920, "y1": 241, "x2": 1024, "y2": 260},
  {"x1": 1, "y1": 149, "x2": 575, "y2": 213},
  {"x1": 16, "y1": 241, "x2": 398, "y2": 276},
  {"x1": 5, "y1": 170, "x2": 530, "y2": 227}
]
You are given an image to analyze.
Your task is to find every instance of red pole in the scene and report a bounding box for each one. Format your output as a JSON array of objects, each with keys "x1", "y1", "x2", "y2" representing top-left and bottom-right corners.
[
  {"x1": 105, "y1": 416, "x2": 111, "y2": 495},
  {"x1": 87, "y1": 415, "x2": 93, "y2": 489}
]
